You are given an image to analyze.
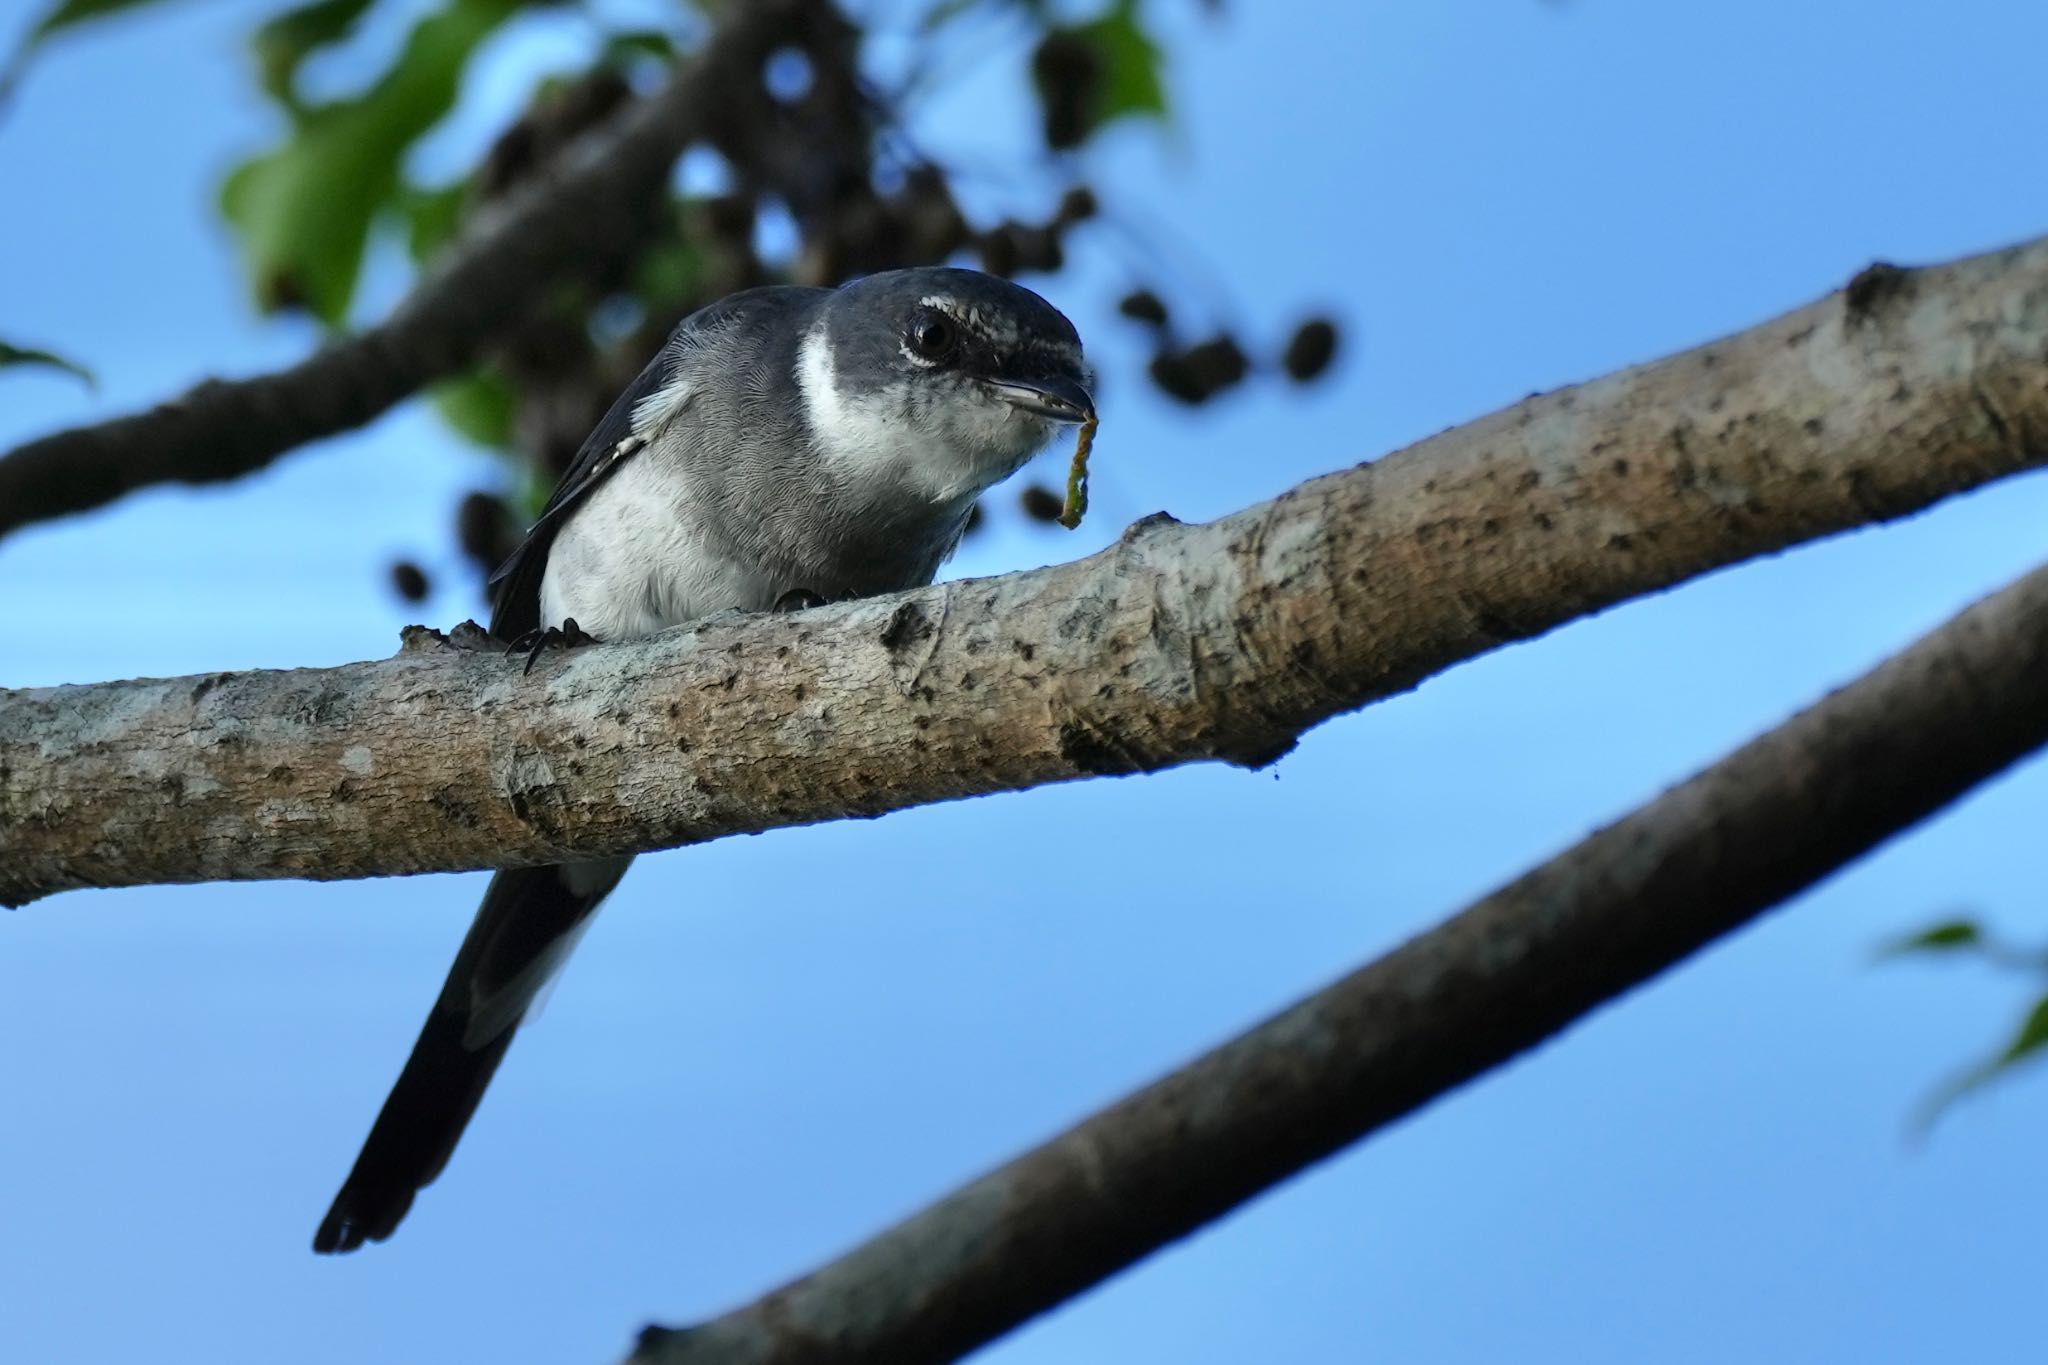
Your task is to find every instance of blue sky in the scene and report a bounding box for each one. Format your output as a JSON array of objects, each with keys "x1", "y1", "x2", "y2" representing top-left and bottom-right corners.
[{"x1": 6, "y1": 1, "x2": 2048, "y2": 1361}]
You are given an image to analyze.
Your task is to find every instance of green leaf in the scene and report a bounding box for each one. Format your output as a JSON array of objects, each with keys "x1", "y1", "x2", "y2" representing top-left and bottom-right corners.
[
  {"x1": 397, "y1": 181, "x2": 471, "y2": 264},
  {"x1": 1913, "y1": 995, "x2": 2048, "y2": 1136},
  {"x1": 1877, "y1": 919, "x2": 1983, "y2": 960},
  {"x1": 1071, "y1": 0, "x2": 1166, "y2": 126},
  {"x1": 1031, "y1": 0, "x2": 1166, "y2": 150},
  {"x1": 1997, "y1": 995, "x2": 2048, "y2": 1065},
  {"x1": 1, "y1": 0, "x2": 185, "y2": 98},
  {"x1": 431, "y1": 367, "x2": 517, "y2": 448},
  {"x1": 220, "y1": 0, "x2": 523, "y2": 324},
  {"x1": 0, "y1": 339, "x2": 96, "y2": 389},
  {"x1": 252, "y1": 0, "x2": 375, "y2": 112}
]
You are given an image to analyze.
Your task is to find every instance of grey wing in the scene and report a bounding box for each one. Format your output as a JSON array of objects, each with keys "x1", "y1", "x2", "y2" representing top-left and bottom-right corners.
[{"x1": 485, "y1": 286, "x2": 824, "y2": 641}]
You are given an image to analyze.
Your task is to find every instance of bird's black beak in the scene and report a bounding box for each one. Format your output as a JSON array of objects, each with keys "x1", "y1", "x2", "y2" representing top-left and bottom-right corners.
[{"x1": 987, "y1": 374, "x2": 1096, "y2": 424}]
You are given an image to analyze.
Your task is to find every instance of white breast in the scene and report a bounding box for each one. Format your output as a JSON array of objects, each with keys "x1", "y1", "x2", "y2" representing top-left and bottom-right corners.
[{"x1": 538, "y1": 452, "x2": 781, "y2": 640}]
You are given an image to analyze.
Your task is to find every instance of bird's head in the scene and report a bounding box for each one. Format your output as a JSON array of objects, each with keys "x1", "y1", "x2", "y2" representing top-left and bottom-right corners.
[{"x1": 800, "y1": 267, "x2": 1094, "y2": 509}]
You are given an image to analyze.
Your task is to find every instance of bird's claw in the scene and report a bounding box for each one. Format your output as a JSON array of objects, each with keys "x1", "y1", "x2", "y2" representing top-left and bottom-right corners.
[{"x1": 504, "y1": 618, "x2": 599, "y2": 675}]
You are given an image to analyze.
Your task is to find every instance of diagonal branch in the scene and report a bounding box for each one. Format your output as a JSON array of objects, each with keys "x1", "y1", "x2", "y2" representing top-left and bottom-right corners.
[
  {"x1": 625, "y1": 539, "x2": 2048, "y2": 1365},
  {"x1": 0, "y1": 2, "x2": 804, "y2": 543},
  {"x1": 5, "y1": 235, "x2": 2048, "y2": 907}
]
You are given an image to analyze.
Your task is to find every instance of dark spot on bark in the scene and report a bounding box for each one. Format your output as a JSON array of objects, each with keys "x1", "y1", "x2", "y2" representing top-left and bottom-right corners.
[
  {"x1": 1471, "y1": 608, "x2": 1520, "y2": 641},
  {"x1": 571, "y1": 733, "x2": 588, "y2": 749},
  {"x1": 1608, "y1": 533, "x2": 1633, "y2": 552},
  {"x1": 1845, "y1": 261, "x2": 1910, "y2": 326},
  {"x1": 268, "y1": 765, "x2": 295, "y2": 784},
  {"x1": 332, "y1": 779, "x2": 359, "y2": 802},
  {"x1": 1058, "y1": 721, "x2": 1145, "y2": 776},
  {"x1": 1611, "y1": 458, "x2": 1630, "y2": 477},
  {"x1": 1480, "y1": 517, "x2": 1501, "y2": 536},
  {"x1": 430, "y1": 787, "x2": 480, "y2": 828},
  {"x1": 1016, "y1": 640, "x2": 1036, "y2": 661},
  {"x1": 190, "y1": 675, "x2": 221, "y2": 703},
  {"x1": 1533, "y1": 512, "x2": 1553, "y2": 530},
  {"x1": 667, "y1": 702, "x2": 681, "y2": 719},
  {"x1": 914, "y1": 715, "x2": 932, "y2": 730},
  {"x1": 1803, "y1": 416, "x2": 1825, "y2": 436},
  {"x1": 1515, "y1": 470, "x2": 1541, "y2": 492},
  {"x1": 880, "y1": 600, "x2": 934, "y2": 654},
  {"x1": 1291, "y1": 640, "x2": 1318, "y2": 667},
  {"x1": 160, "y1": 775, "x2": 185, "y2": 805},
  {"x1": 721, "y1": 672, "x2": 739, "y2": 691},
  {"x1": 792, "y1": 683, "x2": 807, "y2": 701},
  {"x1": 675, "y1": 736, "x2": 692, "y2": 752}
]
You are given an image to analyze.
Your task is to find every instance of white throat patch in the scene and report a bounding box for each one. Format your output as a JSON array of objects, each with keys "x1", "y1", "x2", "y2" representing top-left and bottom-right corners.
[{"x1": 797, "y1": 324, "x2": 991, "y2": 506}]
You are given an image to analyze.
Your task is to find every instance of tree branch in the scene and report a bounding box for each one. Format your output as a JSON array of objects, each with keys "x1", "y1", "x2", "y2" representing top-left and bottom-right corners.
[
  {"x1": 625, "y1": 538, "x2": 2048, "y2": 1365},
  {"x1": 0, "y1": 3, "x2": 803, "y2": 542},
  {"x1": 6, "y1": 236, "x2": 2048, "y2": 907}
]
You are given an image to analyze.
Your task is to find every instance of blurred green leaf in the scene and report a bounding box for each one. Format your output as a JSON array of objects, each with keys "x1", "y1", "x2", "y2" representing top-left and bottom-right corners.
[
  {"x1": 1070, "y1": 0, "x2": 1166, "y2": 126},
  {"x1": 397, "y1": 181, "x2": 471, "y2": 263},
  {"x1": 1878, "y1": 919, "x2": 1983, "y2": 959},
  {"x1": 252, "y1": 0, "x2": 375, "y2": 112},
  {"x1": 2000, "y1": 996, "x2": 2048, "y2": 1064},
  {"x1": 220, "y1": 0, "x2": 522, "y2": 324},
  {"x1": 1915, "y1": 995, "x2": 2048, "y2": 1135},
  {"x1": 431, "y1": 367, "x2": 517, "y2": 448},
  {"x1": 1031, "y1": 0, "x2": 1165, "y2": 151},
  {"x1": 0, "y1": 339, "x2": 96, "y2": 389}
]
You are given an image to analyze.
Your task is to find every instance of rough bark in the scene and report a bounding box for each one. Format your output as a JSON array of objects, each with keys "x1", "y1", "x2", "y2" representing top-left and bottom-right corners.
[
  {"x1": 6, "y1": 237, "x2": 2048, "y2": 906},
  {"x1": 0, "y1": 3, "x2": 804, "y2": 542},
  {"x1": 625, "y1": 548, "x2": 2048, "y2": 1365}
]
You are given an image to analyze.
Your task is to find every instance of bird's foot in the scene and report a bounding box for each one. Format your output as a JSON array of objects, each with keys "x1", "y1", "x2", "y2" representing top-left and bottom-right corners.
[
  {"x1": 773, "y1": 588, "x2": 827, "y2": 614},
  {"x1": 505, "y1": 618, "x2": 600, "y2": 675}
]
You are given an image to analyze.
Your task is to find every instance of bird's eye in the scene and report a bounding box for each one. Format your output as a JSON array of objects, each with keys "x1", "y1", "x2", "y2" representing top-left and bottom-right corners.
[{"x1": 908, "y1": 311, "x2": 957, "y2": 361}]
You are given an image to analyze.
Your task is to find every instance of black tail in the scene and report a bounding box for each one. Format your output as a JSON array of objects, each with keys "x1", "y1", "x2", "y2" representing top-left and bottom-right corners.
[{"x1": 313, "y1": 859, "x2": 627, "y2": 1253}]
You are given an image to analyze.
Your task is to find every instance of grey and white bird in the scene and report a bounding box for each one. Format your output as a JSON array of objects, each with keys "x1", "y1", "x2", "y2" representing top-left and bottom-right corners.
[{"x1": 313, "y1": 267, "x2": 1093, "y2": 1253}]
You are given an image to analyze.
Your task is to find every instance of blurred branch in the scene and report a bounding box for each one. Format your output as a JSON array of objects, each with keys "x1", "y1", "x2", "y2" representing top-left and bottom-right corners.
[
  {"x1": 7, "y1": 234, "x2": 2048, "y2": 904},
  {"x1": 0, "y1": 0, "x2": 805, "y2": 543},
  {"x1": 628, "y1": 544, "x2": 2048, "y2": 1365}
]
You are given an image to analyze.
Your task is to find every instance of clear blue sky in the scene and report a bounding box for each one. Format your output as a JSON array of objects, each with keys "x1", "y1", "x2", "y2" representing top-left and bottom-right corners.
[{"x1": 6, "y1": 2, "x2": 2048, "y2": 1361}]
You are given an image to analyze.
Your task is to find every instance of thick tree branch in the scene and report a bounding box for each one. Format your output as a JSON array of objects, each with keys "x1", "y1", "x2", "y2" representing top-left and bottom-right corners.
[
  {"x1": 6, "y1": 237, "x2": 2048, "y2": 906},
  {"x1": 0, "y1": 3, "x2": 802, "y2": 542},
  {"x1": 626, "y1": 543, "x2": 2048, "y2": 1365}
]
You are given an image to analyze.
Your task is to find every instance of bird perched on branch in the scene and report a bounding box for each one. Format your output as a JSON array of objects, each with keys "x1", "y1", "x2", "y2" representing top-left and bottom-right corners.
[{"x1": 314, "y1": 267, "x2": 1094, "y2": 1253}]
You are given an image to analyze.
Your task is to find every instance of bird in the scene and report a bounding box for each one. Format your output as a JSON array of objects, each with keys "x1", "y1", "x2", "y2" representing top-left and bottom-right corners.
[{"x1": 313, "y1": 267, "x2": 1094, "y2": 1253}]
